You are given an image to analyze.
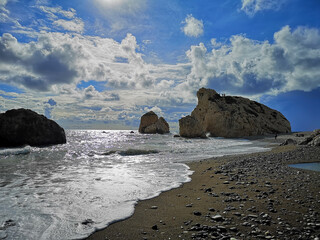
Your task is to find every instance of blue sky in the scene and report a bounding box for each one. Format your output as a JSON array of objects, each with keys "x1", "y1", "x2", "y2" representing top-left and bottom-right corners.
[{"x1": 0, "y1": 0, "x2": 319, "y2": 131}]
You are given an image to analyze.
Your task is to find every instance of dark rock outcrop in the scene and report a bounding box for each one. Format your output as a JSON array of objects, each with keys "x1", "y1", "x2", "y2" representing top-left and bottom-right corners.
[
  {"x1": 179, "y1": 115, "x2": 206, "y2": 138},
  {"x1": 181, "y1": 88, "x2": 291, "y2": 138},
  {"x1": 0, "y1": 109, "x2": 66, "y2": 147},
  {"x1": 138, "y1": 111, "x2": 169, "y2": 134}
]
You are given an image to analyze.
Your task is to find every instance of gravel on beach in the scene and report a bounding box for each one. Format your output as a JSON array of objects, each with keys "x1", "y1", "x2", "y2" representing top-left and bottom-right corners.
[{"x1": 86, "y1": 142, "x2": 320, "y2": 240}]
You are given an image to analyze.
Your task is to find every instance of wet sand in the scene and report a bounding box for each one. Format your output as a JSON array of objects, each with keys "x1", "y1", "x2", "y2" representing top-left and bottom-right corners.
[{"x1": 86, "y1": 134, "x2": 320, "y2": 240}]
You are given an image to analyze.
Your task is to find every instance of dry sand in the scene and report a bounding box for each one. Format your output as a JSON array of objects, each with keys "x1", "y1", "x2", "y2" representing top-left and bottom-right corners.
[{"x1": 86, "y1": 133, "x2": 320, "y2": 240}]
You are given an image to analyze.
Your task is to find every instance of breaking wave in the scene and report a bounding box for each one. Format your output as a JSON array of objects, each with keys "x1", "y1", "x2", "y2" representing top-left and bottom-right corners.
[{"x1": 0, "y1": 146, "x2": 31, "y2": 156}]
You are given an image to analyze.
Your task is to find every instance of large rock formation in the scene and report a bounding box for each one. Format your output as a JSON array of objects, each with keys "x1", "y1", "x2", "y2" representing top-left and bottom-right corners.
[
  {"x1": 179, "y1": 115, "x2": 206, "y2": 138},
  {"x1": 182, "y1": 88, "x2": 291, "y2": 138},
  {"x1": 0, "y1": 109, "x2": 66, "y2": 147},
  {"x1": 138, "y1": 111, "x2": 169, "y2": 134}
]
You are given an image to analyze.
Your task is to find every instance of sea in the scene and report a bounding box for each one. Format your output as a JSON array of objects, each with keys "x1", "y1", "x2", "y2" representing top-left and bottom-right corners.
[{"x1": 0, "y1": 130, "x2": 269, "y2": 240}]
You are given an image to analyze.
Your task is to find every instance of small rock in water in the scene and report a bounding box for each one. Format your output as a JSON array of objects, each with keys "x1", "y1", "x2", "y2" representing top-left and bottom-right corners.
[
  {"x1": 82, "y1": 219, "x2": 94, "y2": 225},
  {"x1": 2, "y1": 219, "x2": 15, "y2": 229}
]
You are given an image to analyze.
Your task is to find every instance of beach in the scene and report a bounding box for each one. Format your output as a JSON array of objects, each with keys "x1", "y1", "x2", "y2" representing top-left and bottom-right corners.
[{"x1": 87, "y1": 134, "x2": 320, "y2": 240}]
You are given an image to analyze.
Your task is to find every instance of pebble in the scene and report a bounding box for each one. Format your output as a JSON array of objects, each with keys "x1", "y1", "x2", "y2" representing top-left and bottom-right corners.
[
  {"x1": 193, "y1": 211, "x2": 202, "y2": 216},
  {"x1": 173, "y1": 147, "x2": 320, "y2": 240},
  {"x1": 211, "y1": 214, "x2": 224, "y2": 221}
]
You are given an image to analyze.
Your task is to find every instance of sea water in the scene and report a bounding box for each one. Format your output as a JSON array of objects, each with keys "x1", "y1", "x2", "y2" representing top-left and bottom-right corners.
[
  {"x1": 0, "y1": 130, "x2": 269, "y2": 240},
  {"x1": 289, "y1": 163, "x2": 320, "y2": 172}
]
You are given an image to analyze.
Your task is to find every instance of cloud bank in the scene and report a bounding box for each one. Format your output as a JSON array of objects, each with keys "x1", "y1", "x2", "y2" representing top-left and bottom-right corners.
[{"x1": 185, "y1": 25, "x2": 320, "y2": 97}]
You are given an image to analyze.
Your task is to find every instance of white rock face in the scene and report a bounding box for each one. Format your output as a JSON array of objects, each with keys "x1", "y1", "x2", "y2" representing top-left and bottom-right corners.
[
  {"x1": 184, "y1": 88, "x2": 291, "y2": 138},
  {"x1": 179, "y1": 115, "x2": 206, "y2": 138}
]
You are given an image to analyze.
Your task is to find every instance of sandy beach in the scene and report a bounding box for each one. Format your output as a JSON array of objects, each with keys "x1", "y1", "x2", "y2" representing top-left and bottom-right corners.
[{"x1": 86, "y1": 133, "x2": 320, "y2": 240}]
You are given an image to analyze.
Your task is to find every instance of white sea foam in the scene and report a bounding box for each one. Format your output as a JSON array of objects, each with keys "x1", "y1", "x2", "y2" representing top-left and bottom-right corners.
[
  {"x1": 0, "y1": 146, "x2": 31, "y2": 156},
  {"x1": 0, "y1": 130, "x2": 269, "y2": 240}
]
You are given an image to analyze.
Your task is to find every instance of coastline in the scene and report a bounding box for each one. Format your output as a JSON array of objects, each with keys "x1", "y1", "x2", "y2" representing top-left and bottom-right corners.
[{"x1": 86, "y1": 134, "x2": 320, "y2": 240}]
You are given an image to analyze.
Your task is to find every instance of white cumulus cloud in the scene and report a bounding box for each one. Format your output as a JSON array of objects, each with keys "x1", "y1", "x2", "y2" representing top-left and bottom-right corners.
[
  {"x1": 181, "y1": 14, "x2": 204, "y2": 38},
  {"x1": 185, "y1": 25, "x2": 320, "y2": 97}
]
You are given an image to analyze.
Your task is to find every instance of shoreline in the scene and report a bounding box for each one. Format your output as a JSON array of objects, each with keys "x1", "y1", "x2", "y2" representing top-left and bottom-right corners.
[{"x1": 86, "y1": 134, "x2": 320, "y2": 240}]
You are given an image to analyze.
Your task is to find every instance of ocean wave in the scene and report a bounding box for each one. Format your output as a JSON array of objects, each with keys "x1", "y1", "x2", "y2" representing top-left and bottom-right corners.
[
  {"x1": 118, "y1": 149, "x2": 159, "y2": 156},
  {"x1": 0, "y1": 146, "x2": 31, "y2": 156},
  {"x1": 101, "y1": 150, "x2": 117, "y2": 156}
]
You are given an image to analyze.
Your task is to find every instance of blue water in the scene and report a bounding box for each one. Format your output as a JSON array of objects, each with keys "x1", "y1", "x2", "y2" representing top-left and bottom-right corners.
[{"x1": 289, "y1": 163, "x2": 320, "y2": 172}]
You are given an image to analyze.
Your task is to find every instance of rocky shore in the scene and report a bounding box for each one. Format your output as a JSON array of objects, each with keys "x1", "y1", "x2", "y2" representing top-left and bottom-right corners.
[{"x1": 87, "y1": 136, "x2": 320, "y2": 240}]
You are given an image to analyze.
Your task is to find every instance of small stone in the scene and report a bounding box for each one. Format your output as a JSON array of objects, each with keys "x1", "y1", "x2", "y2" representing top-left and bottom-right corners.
[
  {"x1": 242, "y1": 222, "x2": 250, "y2": 226},
  {"x1": 152, "y1": 225, "x2": 158, "y2": 230},
  {"x1": 193, "y1": 211, "x2": 202, "y2": 216},
  {"x1": 150, "y1": 206, "x2": 158, "y2": 209},
  {"x1": 217, "y1": 226, "x2": 227, "y2": 232},
  {"x1": 185, "y1": 204, "x2": 193, "y2": 208},
  {"x1": 211, "y1": 214, "x2": 223, "y2": 221},
  {"x1": 230, "y1": 227, "x2": 238, "y2": 232}
]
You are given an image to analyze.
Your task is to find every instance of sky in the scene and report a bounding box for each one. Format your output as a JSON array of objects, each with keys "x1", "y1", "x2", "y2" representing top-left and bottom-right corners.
[{"x1": 0, "y1": 0, "x2": 319, "y2": 132}]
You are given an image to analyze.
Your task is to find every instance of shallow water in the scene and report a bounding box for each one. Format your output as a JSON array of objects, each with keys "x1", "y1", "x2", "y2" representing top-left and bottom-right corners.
[
  {"x1": 0, "y1": 130, "x2": 269, "y2": 240},
  {"x1": 289, "y1": 162, "x2": 320, "y2": 172}
]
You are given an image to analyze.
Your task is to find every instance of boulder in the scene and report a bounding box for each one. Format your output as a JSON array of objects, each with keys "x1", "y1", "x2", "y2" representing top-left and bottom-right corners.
[
  {"x1": 138, "y1": 111, "x2": 169, "y2": 134},
  {"x1": 179, "y1": 115, "x2": 206, "y2": 138},
  {"x1": 310, "y1": 135, "x2": 320, "y2": 146},
  {"x1": 300, "y1": 129, "x2": 320, "y2": 146},
  {"x1": 185, "y1": 88, "x2": 291, "y2": 138},
  {"x1": 280, "y1": 138, "x2": 297, "y2": 146},
  {"x1": 0, "y1": 108, "x2": 66, "y2": 147}
]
